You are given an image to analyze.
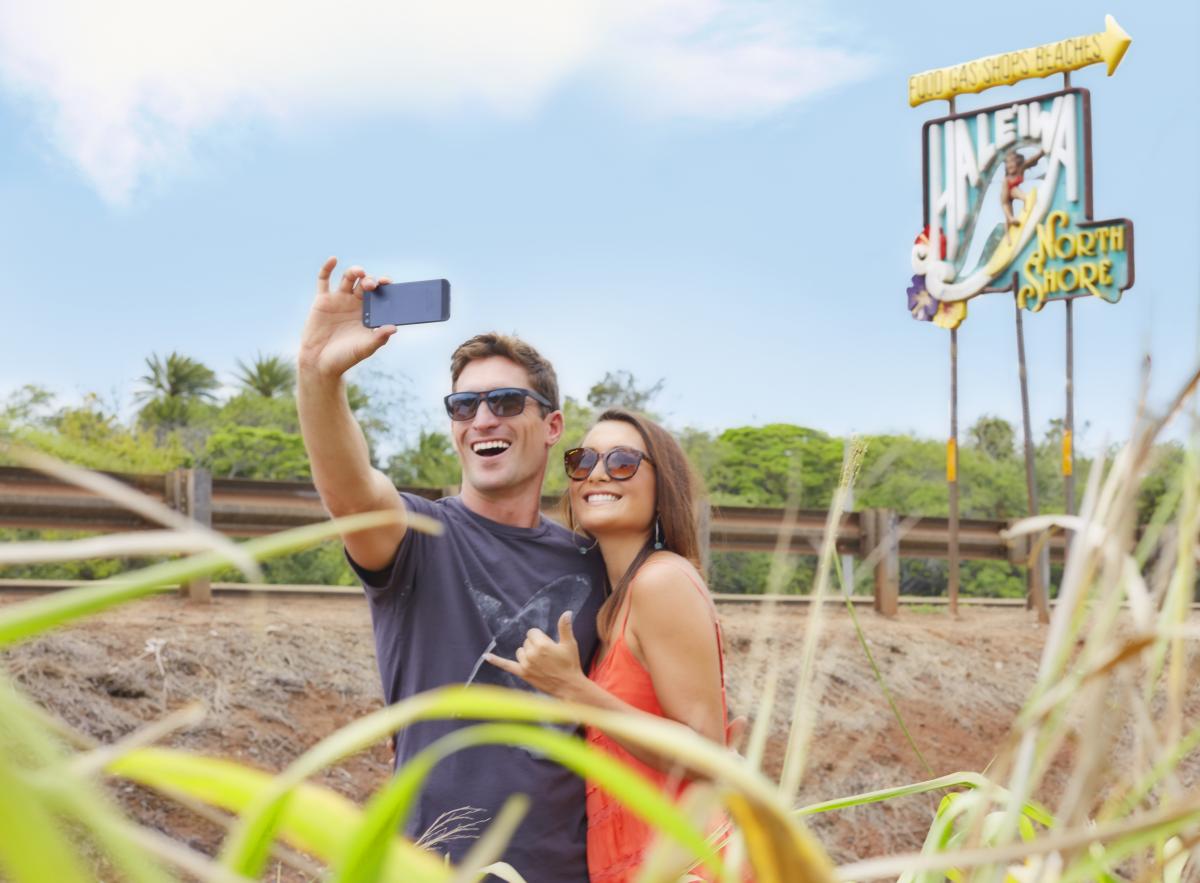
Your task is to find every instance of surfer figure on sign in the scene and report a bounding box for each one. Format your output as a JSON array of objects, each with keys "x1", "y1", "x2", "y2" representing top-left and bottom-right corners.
[{"x1": 1001, "y1": 147, "x2": 1044, "y2": 239}]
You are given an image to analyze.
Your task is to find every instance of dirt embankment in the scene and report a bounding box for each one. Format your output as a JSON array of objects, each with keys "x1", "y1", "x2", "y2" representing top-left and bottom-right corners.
[{"x1": 2, "y1": 591, "x2": 1055, "y2": 870}]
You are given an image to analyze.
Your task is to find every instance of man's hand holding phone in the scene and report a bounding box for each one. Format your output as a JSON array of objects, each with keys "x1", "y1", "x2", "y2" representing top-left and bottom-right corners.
[
  {"x1": 298, "y1": 258, "x2": 398, "y2": 381},
  {"x1": 299, "y1": 259, "x2": 452, "y2": 382}
]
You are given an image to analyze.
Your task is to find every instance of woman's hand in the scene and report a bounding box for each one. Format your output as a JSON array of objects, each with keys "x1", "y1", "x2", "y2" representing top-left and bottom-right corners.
[{"x1": 485, "y1": 611, "x2": 588, "y2": 700}]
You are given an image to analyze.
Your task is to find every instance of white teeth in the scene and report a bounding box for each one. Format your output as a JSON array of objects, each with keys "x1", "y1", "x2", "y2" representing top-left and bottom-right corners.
[
  {"x1": 586, "y1": 493, "x2": 620, "y2": 504},
  {"x1": 471, "y1": 440, "x2": 511, "y2": 453}
]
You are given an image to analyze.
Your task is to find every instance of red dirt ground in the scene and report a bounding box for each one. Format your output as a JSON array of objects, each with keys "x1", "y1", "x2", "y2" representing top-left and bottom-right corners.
[{"x1": 0, "y1": 591, "x2": 1071, "y2": 875}]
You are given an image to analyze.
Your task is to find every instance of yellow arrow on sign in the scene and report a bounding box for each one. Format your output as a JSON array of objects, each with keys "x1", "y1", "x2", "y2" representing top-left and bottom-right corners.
[{"x1": 908, "y1": 15, "x2": 1131, "y2": 108}]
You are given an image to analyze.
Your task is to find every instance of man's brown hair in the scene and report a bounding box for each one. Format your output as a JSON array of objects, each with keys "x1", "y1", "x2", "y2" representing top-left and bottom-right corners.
[{"x1": 450, "y1": 332, "x2": 560, "y2": 412}]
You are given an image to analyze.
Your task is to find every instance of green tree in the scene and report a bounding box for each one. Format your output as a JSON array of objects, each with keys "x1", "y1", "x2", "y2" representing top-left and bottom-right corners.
[
  {"x1": 968, "y1": 415, "x2": 1017, "y2": 460},
  {"x1": 707, "y1": 424, "x2": 844, "y2": 508},
  {"x1": 898, "y1": 559, "x2": 1024, "y2": 598},
  {"x1": 233, "y1": 353, "x2": 296, "y2": 398},
  {"x1": 135, "y1": 352, "x2": 220, "y2": 432},
  {"x1": 201, "y1": 426, "x2": 310, "y2": 480},
  {"x1": 962, "y1": 562, "x2": 1026, "y2": 598},
  {"x1": 386, "y1": 430, "x2": 461, "y2": 488},
  {"x1": 3, "y1": 392, "x2": 190, "y2": 473},
  {"x1": 857, "y1": 431, "x2": 1035, "y2": 520},
  {"x1": 857, "y1": 434, "x2": 947, "y2": 514},
  {"x1": 343, "y1": 368, "x2": 415, "y2": 466},
  {"x1": 587, "y1": 371, "x2": 664, "y2": 412},
  {"x1": 958, "y1": 446, "x2": 1026, "y2": 519},
  {"x1": 0, "y1": 384, "x2": 55, "y2": 430},
  {"x1": 137, "y1": 352, "x2": 219, "y2": 403},
  {"x1": 1137, "y1": 441, "x2": 1184, "y2": 525},
  {"x1": 1031, "y1": 418, "x2": 1094, "y2": 515},
  {"x1": 708, "y1": 551, "x2": 816, "y2": 595},
  {"x1": 217, "y1": 392, "x2": 301, "y2": 434},
  {"x1": 677, "y1": 427, "x2": 724, "y2": 493}
]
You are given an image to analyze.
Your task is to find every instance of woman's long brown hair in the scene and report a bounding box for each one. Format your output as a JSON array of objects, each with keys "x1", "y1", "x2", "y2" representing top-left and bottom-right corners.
[{"x1": 563, "y1": 408, "x2": 705, "y2": 641}]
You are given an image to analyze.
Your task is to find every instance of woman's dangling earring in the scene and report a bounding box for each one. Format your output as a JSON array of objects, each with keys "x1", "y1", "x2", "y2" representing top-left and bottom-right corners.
[
  {"x1": 653, "y1": 515, "x2": 664, "y2": 550},
  {"x1": 573, "y1": 524, "x2": 598, "y2": 555}
]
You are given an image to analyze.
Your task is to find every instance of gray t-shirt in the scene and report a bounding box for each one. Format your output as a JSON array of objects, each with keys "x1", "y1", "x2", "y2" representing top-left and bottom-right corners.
[{"x1": 347, "y1": 492, "x2": 606, "y2": 882}]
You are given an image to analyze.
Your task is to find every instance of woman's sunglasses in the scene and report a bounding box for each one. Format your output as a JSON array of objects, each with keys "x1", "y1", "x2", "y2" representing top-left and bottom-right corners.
[
  {"x1": 564, "y1": 446, "x2": 654, "y2": 481},
  {"x1": 443, "y1": 387, "x2": 553, "y2": 421}
]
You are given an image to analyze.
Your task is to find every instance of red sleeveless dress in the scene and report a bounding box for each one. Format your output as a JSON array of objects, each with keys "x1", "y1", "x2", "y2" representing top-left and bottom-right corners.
[{"x1": 584, "y1": 565, "x2": 728, "y2": 882}]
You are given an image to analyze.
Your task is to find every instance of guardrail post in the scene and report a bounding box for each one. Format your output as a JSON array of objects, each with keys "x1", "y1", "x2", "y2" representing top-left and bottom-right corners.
[
  {"x1": 841, "y1": 495, "x2": 856, "y2": 594},
  {"x1": 1005, "y1": 517, "x2": 1050, "y2": 620},
  {"x1": 860, "y1": 508, "x2": 874, "y2": 598},
  {"x1": 169, "y1": 468, "x2": 213, "y2": 603},
  {"x1": 864, "y1": 508, "x2": 899, "y2": 617},
  {"x1": 1004, "y1": 519, "x2": 1026, "y2": 567},
  {"x1": 697, "y1": 500, "x2": 712, "y2": 577}
]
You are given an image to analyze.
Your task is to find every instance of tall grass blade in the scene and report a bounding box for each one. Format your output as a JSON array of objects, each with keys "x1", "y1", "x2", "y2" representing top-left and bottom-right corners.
[
  {"x1": 217, "y1": 686, "x2": 833, "y2": 883},
  {"x1": 448, "y1": 795, "x2": 530, "y2": 883},
  {"x1": 107, "y1": 747, "x2": 449, "y2": 883},
  {"x1": 7, "y1": 446, "x2": 263, "y2": 580},
  {"x1": 68, "y1": 702, "x2": 206, "y2": 778},
  {"x1": 779, "y1": 440, "x2": 865, "y2": 801},
  {"x1": 836, "y1": 797, "x2": 1200, "y2": 881},
  {"x1": 328, "y1": 722, "x2": 723, "y2": 883},
  {"x1": 794, "y1": 772, "x2": 1051, "y2": 828},
  {"x1": 833, "y1": 550, "x2": 935, "y2": 778},
  {"x1": 468, "y1": 863, "x2": 528, "y2": 883},
  {"x1": 0, "y1": 673, "x2": 176, "y2": 883},
  {"x1": 0, "y1": 530, "x2": 238, "y2": 563},
  {"x1": 0, "y1": 509, "x2": 425, "y2": 645},
  {"x1": 0, "y1": 757, "x2": 94, "y2": 883}
]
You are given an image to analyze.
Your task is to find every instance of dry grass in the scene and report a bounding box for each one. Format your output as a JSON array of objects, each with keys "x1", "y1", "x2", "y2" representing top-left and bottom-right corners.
[{"x1": 2, "y1": 593, "x2": 1119, "y2": 867}]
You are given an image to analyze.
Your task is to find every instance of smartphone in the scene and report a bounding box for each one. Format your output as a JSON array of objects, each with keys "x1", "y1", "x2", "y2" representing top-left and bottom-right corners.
[{"x1": 362, "y1": 279, "x2": 451, "y2": 328}]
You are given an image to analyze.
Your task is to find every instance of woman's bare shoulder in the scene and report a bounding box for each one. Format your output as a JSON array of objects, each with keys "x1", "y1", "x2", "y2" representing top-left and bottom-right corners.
[
  {"x1": 626, "y1": 553, "x2": 720, "y2": 670},
  {"x1": 629, "y1": 553, "x2": 712, "y2": 613}
]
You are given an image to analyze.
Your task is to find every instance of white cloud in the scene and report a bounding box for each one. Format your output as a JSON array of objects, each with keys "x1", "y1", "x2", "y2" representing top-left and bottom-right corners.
[{"x1": 0, "y1": 0, "x2": 874, "y2": 203}]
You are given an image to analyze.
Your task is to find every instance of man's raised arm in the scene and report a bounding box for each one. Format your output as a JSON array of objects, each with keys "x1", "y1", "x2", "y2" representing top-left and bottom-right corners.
[{"x1": 297, "y1": 258, "x2": 407, "y2": 571}]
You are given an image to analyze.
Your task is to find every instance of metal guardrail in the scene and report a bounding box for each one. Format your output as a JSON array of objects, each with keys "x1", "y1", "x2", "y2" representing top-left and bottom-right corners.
[
  {"x1": 0, "y1": 577, "x2": 1043, "y2": 607},
  {"x1": 0, "y1": 466, "x2": 1060, "y2": 612},
  {"x1": 0, "y1": 467, "x2": 441, "y2": 536}
]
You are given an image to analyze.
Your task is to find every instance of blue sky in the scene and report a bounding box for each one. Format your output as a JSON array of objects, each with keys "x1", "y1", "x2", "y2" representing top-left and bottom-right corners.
[{"x1": 0, "y1": 1, "x2": 1195, "y2": 455}]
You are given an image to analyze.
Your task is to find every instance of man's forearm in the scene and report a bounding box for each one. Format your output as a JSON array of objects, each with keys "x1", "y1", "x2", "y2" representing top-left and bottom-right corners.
[{"x1": 297, "y1": 368, "x2": 381, "y2": 515}]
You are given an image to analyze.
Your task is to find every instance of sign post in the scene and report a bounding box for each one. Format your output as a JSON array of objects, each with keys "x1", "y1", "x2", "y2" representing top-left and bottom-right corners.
[
  {"x1": 948, "y1": 325, "x2": 959, "y2": 616},
  {"x1": 1014, "y1": 297, "x2": 1050, "y2": 620}
]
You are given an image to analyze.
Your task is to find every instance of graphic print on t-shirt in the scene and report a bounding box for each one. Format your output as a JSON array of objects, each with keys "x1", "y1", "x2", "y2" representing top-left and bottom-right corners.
[{"x1": 466, "y1": 573, "x2": 595, "y2": 690}]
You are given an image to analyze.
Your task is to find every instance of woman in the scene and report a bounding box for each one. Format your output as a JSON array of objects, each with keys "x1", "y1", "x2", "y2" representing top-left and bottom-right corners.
[{"x1": 485, "y1": 408, "x2": 728, "y2": 882}]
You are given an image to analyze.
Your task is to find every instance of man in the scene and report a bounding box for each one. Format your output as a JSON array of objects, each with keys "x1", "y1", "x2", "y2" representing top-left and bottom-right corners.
[{"x1": 297, "y1": 258, "x2": 606, "y2": 881}]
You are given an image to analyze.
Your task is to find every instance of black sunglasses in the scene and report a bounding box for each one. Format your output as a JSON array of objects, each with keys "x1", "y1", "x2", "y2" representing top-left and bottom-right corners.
[
  {"x1": 564, "y1": 446, "x2": 654, "y2": 481},
  {"x1": 443, "y1": 387, "x2": 553, "y2": 422}
]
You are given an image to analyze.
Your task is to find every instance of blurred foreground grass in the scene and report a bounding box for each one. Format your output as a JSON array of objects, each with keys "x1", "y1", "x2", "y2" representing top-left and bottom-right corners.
[{"x1": 2, "y1": 361, "x2": 1200, "y2": 881}]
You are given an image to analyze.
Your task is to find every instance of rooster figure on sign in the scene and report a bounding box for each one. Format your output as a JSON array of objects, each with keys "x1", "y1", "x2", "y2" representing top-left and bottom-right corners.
[{"x1": 907, "y1": 227, "x2": 966, "y2": 330}]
